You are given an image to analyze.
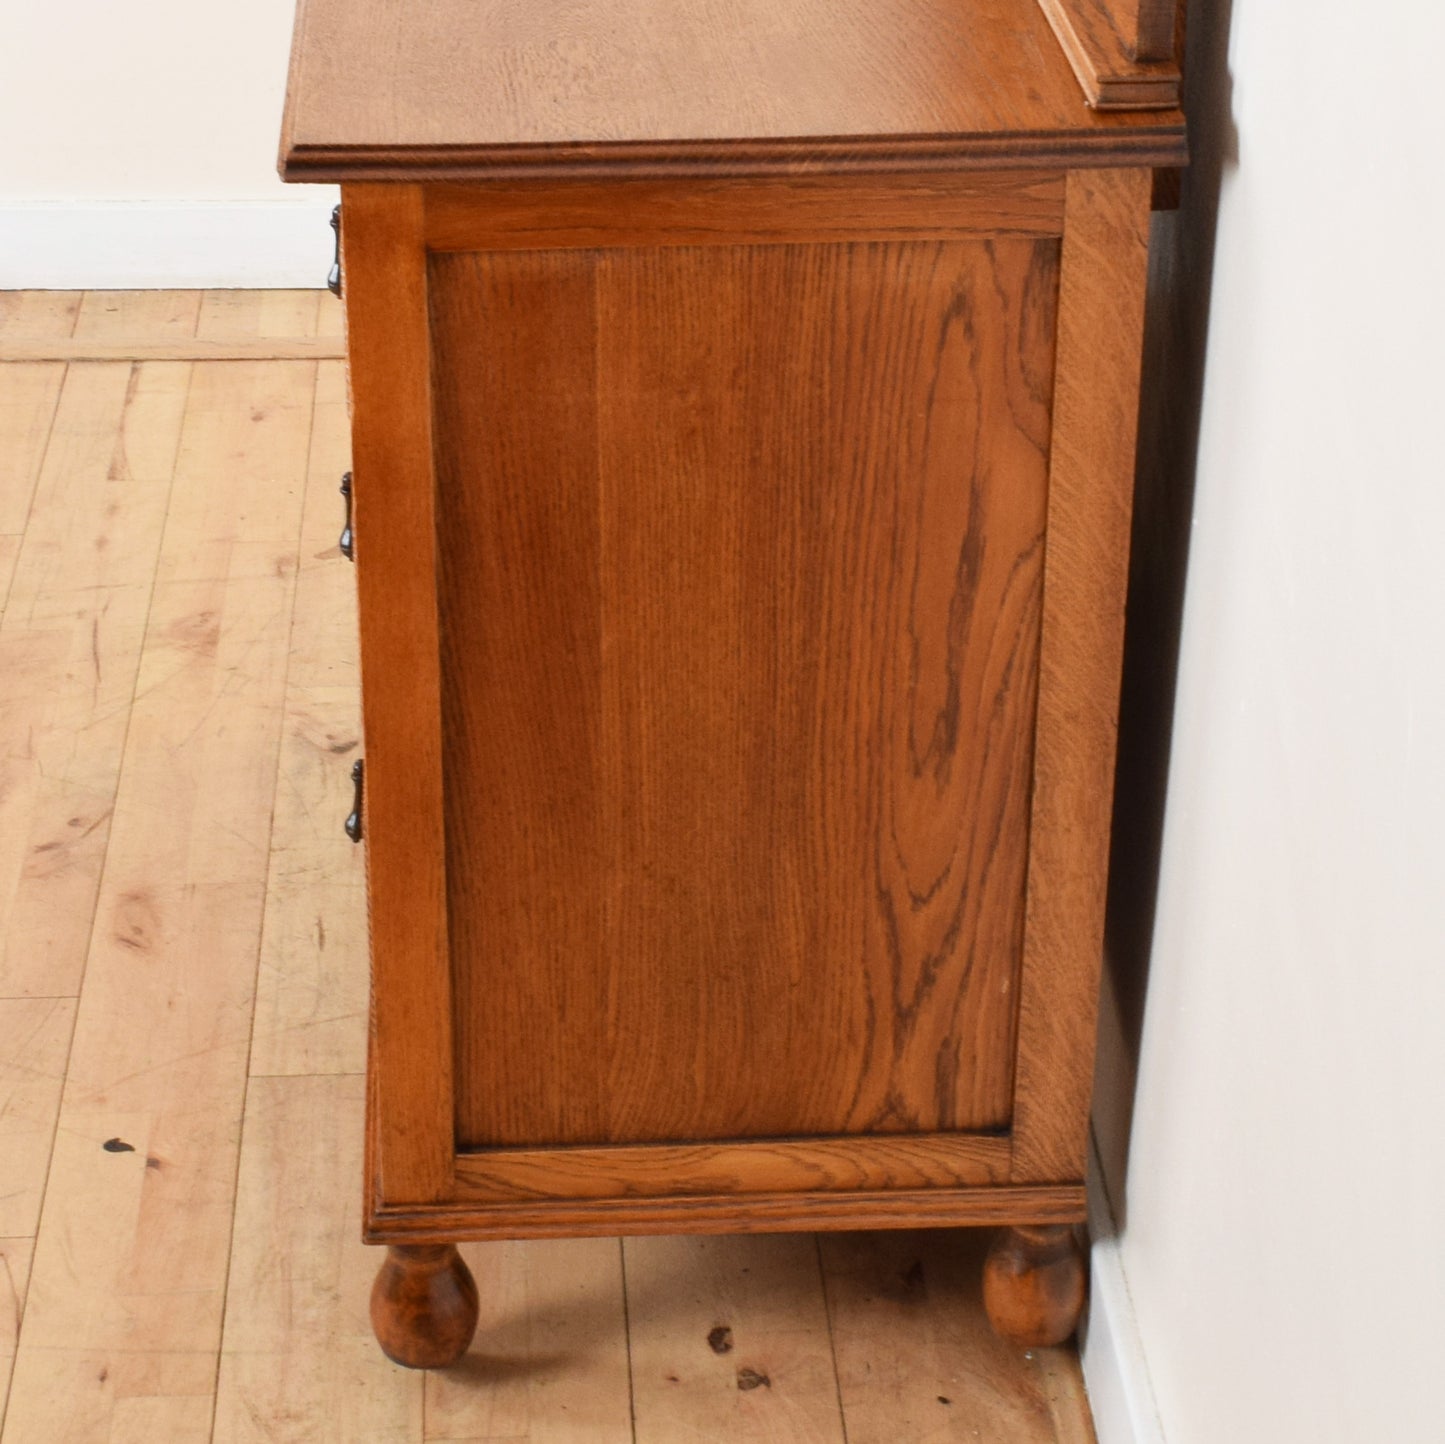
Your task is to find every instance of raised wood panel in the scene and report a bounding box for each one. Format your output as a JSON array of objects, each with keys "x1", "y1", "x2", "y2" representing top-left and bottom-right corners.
[
  {"x1": 432, "y1": 235, "x2": 1058, "y2": 1150},
  {"x1": 281, "y1": 0, "x2": 1186, "y2": 180},
  {"x1": 424, "y1": 172, "x2": 1067, "y2": 249},
  {"x1": 432, "y1": 246, "x2": 608, "y2": 1151},
  {"x1": 455, "y1": 1134, "x2": 1010, "y2": 1203}
]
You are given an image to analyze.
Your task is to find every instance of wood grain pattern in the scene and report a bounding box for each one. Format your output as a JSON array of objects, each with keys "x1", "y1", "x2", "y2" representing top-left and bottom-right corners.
[
  {"x1": 0, "y1": 290, "x2": 343, "y2": 361},
  {"x1": 625, "y1": 1235, "x2": 844, "y2": 1444},
  {"x1": 820, "y1": 1230, "x2": 1096, "y2": 1443},
  {"x1": 196, "y1": 288, "x2": 324, "y2": 341},
  {"x1": 436, "y1": 236, "x2": 1055, "y2": 1151},
  {"x1": 1009, "y1": 168, "x2": 1152, "y2": 1184},
  {"x1": 342, "y1": 185, "x2": 455, "y2": 1204},
  {"x1": 2, "y1": 358, "x2": 310, "y2": 1444},
  {"x1": 1035, "y1": 0, "x2": 1181, "y2": 110},
  {"x1": 0, "y1": 364, "x2": 62, "y2": 535},
  {"x1": 424, "y1": 172, "x2": 1066, "y2": 250},
  {"x1": 0, "y1": 363, "x2": 186, "y2": 999},
  {"x1": 0, "y1": 536, "x2": 19, "y2": 620},
  {"x1": 247, "y1": 359, "x2": 366, "y2": 1077},
  {"x1": 1, "y1": 1238, "x2": 35, "y2": 1429},
  {"x1": 455, "y1": 1135, "x2": 1009, "y2": 1204},
  {"x1": 280, "y1": 0, "x2": 1185, "y2": 180},
  {"x1": 368, "y1": 1184, "x2": 1086, "y2": 1245},
  {"x1": 0, "y1": 292, "x2": 82, "y2": 340},
  {"x1": 214, "y1": 1075, "x2": 422, "y2": 1441},
  {"x1": 0, "y1": 360, "x2": 64, "y2": 627},
  {"x1": 105, "y1": 1397, "x2": 212, "y2": 1443},
  {"x1": 316, "y1": 291, "x2": 346, "y2": 340},
  {"x1": 0, "y1": 1000, "x2": 75, "y2": 1237},
  {"x1": 73, "y1": 290, "x2": 202, "y2": 341},
  {"x1": 0, "y1": 338, "x2": 347, "y2": 362},
  {"x1": 430, "y1": 243, "x2": 607, "y2": 1151}
]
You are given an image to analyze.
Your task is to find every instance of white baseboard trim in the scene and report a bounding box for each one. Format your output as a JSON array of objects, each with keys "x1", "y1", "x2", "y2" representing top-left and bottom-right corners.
[
  {"x1": 1080, "y1": 1133, "x2": 1167, "y2": 1444},
  {"x1": 0, "y1": 197, "x2": 341, "y2": 289}
]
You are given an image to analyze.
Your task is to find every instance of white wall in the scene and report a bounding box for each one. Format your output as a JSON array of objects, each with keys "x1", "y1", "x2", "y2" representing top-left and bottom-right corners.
[
  {"x1": 1097, "y1": 1, "x2": 1445, "y2": 1440},
  {"x1": 0, "y1": 0, "x2": 335, "y2": 285}
]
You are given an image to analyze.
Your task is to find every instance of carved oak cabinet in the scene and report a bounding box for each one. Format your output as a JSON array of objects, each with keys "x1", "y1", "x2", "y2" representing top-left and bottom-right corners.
[{"x1": 281, "y1": 0, "x2": 1186, "y2": 1367}]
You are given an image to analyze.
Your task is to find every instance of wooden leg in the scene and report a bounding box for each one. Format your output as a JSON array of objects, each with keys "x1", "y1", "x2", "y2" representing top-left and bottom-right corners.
[
  {"x1": 370, "y1": 1244, "x2": 480, "y2": 1368},
  {"x1": 982, "y1": 1224, "x2": 1086, "y2": 1347}
]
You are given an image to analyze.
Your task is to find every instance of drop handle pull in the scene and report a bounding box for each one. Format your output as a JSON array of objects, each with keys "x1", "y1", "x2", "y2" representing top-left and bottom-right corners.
[
  {"x1": 339, "y1": 471, "x2": 354, "y2": 560},
  {"x1": 345, "y1": 759, "x2": 364, "y2": 843},
  {"x1": 327, "y1": 205, "x2": 342, "y2": 298}
]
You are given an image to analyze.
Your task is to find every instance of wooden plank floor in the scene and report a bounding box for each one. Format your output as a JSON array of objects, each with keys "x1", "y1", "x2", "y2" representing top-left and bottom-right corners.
[{"x1": 0, "y1": 291, "x2": 1097, "y2": 1444}]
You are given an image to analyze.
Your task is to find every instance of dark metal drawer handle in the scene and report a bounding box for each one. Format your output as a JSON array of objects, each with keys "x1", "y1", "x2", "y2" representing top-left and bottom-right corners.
[
  {"x1": 327, "y1": 205, "x2": 342, "y2": 298},
  {"x1": 345, "y1": 759, "x2": 364, "y2": 843},
  {"x1": 339, "y1": 471, "x2": 354, "y2": 560}
]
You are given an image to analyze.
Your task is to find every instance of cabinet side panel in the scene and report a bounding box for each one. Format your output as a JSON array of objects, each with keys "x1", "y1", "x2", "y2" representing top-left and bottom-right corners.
[
  {"x1": 434, "y1": 239, "x2": 1057, "y2": 1148},
  {"x1": 1010, "y1": 168, "x2": 1152, "y2": 1183}
]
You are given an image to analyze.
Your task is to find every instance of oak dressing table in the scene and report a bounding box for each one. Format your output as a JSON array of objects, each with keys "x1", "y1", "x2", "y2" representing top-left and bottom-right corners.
[{"x1": 280, "y1": 0, "x2": 1186, "y2": 1367}]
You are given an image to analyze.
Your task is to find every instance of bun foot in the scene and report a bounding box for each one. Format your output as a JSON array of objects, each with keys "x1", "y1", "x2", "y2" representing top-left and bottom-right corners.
[
  {"x1": 370, "y1": 1244, "x2": 480, "y2": 1368},
  {"x1": 983, "y1": 1224, "x2": 1086, "y2": 1347}
]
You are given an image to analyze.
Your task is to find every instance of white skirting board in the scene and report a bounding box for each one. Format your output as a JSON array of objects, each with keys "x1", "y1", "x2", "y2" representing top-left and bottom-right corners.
[
  {"x1": 0, "y1": 198, "x2": 341, "y2": 289},
  {"x1": 1080, "y1": 1130, "x2": 1168, "y2": 1444}
]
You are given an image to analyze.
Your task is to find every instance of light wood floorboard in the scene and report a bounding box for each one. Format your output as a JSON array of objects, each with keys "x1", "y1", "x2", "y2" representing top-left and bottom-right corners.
[
  {"x1": 0, "y1": 292, "x2": 1095, "y2": 1444},
  {"x1": 0, "y1": 1001, "x2": 76, "y2": 1238},
  {"x1": 0, "y1": 537, "x2": 23, "y2": 621},
  {"x1": 0, "y1": 364, "x2": 63, "y2": 536},
  {"x1": 425, "y1": 1240, "x2": 632, "y2": 1443},
  {"x1": 0, "y1": 362, "x2": 186, "y2": 1000},
  {"x1": 626, "y1": 1235, "x2": 845, "y2": 1444},
  {"x1": 0, "y1": 1241, "x2": 35, "y2": 1427},
  {"x1": 246, "y1": 360, "x2": 365, "y2": 1079},
  {"x1": 0, "y1": 294, "x2": 82, "y2": 341},
  {"x1": 215, "y1": 1074, "x2": 421, "y2": 1443}
]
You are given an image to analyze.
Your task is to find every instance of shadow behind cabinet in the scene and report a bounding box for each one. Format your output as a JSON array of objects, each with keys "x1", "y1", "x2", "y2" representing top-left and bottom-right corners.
[{"x1": 281, "y1": 0, "x2": 1187, "y2": 1368}]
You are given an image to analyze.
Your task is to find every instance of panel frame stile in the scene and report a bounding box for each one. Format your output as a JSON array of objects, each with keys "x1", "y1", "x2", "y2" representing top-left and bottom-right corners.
[
  {"x1": 1007, "y1": 167, "x2": 1154, "y2": 1185},
  {"x1": 344, "y1": 182, "x2": 458, "y2": 1209}
]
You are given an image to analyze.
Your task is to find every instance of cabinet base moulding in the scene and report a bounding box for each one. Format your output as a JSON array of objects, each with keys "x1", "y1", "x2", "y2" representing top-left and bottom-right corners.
[{"x1": 364, "y1": 1182, "x2": 1089, "y2": 1245}]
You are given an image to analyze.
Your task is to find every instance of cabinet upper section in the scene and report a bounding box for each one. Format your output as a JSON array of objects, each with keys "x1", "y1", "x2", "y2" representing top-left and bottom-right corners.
[{"x1": 279, "y1": 0, "x2": 1186, "y2": 182}]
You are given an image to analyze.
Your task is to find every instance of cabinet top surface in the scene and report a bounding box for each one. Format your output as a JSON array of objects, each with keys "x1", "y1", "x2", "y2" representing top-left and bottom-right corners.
[{"x1": 280, "y1": 0, "x2": 1186, "y2": 180}]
